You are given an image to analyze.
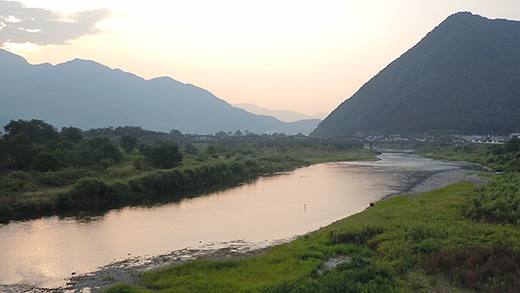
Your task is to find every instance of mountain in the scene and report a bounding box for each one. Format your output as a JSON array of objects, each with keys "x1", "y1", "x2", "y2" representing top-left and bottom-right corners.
[
  {"x1": 0, "y1": 50, "x2": 316, "y2": 135},
  {"x1": 233, "y1": 103, "x2": 326, "y2": 123},
  {"x1": 311, "y1": 12, "x2": 520, "y2": 138}
]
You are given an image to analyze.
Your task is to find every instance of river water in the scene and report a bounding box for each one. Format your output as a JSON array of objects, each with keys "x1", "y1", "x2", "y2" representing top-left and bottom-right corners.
[{"x1": 0, "y1": 153, "x2": 479, "y2": 288}]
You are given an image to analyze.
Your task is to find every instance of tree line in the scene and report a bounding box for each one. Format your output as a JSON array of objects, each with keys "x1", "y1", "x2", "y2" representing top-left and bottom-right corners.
[{"x1": 0, "y1": 119, "x2": 183, "y2": 173}]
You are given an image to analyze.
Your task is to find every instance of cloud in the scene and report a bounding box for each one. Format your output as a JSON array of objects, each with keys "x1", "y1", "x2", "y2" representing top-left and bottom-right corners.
[{"x1": 0, "y1": 0, "x2": 111, "y2": 46}]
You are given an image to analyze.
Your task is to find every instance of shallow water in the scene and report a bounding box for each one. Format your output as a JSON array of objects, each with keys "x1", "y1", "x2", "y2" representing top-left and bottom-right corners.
[{"x1": 0, "y1": 153, "x2": 477, "y2": 288}]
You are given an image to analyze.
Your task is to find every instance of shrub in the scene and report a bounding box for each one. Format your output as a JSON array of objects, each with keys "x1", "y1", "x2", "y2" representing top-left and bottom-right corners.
[
  {"x1": 0, "y1": 171, "x2": 35, "y2": 192},
  {"x1": 148, "y1": 145, "x2": 183, "y2": 169},
  {"x1": 120, "y1": 135, "x2": 138, "y2": 153},
  {"x1": 424, "y1": 245, "x2": 520, "y2": 292},
  {"x1": 184, "y1": 142, "x2": 198, "y2": 155},
  {"x1": 59, "y1": 177, "x2": 111, "y2": 207},
  {"x1": 108, "y1": 182, "x2": 134, "y2": 202},
  {"x1": 329, "y1": 226, "x2": 384, "y2": 245},
  {"x1": 133, "y1": 158, "x2": 143, "y2": 170},
  {"x1": 462, "y1": 174, "x2": 520, "y2": 224},
  {"x1": 314, "y1": 257, "x2": 397, "y2": 292},
  {"x1": 33, "y1": 151, "x2": 61, "y2": 171},
  {"x1": 99, "y1": 158, "x2": 116, "y2": 169},
  {"x1": 0, "y1": 203, "x2": 14, "y2": 224},
  {"x1": 36, "y1": 169, "x2": 95, "y2": 187},
  {"x1": 104, "y1": 283, "x2": 142, "y2": 293}
]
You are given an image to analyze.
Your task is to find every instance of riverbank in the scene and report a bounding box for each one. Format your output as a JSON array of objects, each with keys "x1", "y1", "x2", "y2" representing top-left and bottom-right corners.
[
  {"x1": 55, "y1": 168, "x2": 491, "y2": 292},
  {"x1": 0, "y1": 146, "x2": 374, "y2": 224},
  {"x1": 0, "y1": 156, "x2": 493, "y2": 293}
]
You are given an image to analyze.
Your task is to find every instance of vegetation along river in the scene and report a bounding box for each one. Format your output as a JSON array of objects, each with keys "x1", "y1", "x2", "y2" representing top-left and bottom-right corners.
[{"x1": 0, "y1": 153, "x2": 482, "y2": 289}]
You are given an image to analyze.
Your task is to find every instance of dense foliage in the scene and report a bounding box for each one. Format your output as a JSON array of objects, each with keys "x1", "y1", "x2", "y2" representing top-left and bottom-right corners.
[
  {"x1": 312, "y1": 12, "x2": 520, "y2": 138},
  {"x1": 83, "y1": 126, "x2": 167, "y2": 138},
  {"x1": 0, "y1": 119, "x2": 121, "y2": 171},
  {"x1": 462, "y1": 173, "x2": 520, "y2": 224}
]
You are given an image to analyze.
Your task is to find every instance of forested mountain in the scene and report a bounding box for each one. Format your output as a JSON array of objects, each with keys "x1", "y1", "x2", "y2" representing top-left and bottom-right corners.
[
  {"x1": 0, "y1": 50, "x2": 318, "y2": 135},
  {"x1": 311, "y1": 12, "x2": 520, "y2": 138}
]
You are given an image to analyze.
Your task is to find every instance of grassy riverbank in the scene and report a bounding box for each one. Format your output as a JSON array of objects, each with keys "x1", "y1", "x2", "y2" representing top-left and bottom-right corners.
[
  {"x1": 0, "y1": 145, "x2": 374, "y2": 224},
  {"x1": 421, "y1": 138, "x2": 520, "y2": 172},
  {"x1": 106, "y1": 173, "x2": 520, "y2": 292}
]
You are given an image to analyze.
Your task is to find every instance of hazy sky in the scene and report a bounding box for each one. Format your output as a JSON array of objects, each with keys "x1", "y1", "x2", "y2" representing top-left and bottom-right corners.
[{"x1": 2, "y1": 1, "x2": 520, "y2": 116}]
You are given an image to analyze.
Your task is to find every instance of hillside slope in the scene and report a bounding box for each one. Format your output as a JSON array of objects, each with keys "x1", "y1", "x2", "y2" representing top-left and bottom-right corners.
[{"x1": 311, "y1": 12, "x2": 520, "y2": 138}]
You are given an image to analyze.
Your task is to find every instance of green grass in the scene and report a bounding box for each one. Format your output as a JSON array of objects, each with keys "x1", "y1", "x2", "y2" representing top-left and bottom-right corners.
[{"x1": 107, "y1": 178, "x2": 520, "y2": 292}]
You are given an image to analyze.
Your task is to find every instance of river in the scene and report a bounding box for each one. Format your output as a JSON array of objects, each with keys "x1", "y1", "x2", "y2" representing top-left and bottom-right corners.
[{"x1": 0, "y1": 153, "x2": 481, "y2": 289}]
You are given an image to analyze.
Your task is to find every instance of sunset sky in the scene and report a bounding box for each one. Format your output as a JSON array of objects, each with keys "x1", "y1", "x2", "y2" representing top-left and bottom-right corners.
[{"x1": 2, "y1": 0, "x2": 520, "y2": 116}]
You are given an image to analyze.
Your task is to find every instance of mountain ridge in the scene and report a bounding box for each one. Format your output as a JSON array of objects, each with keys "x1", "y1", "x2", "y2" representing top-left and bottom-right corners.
[
  {"x1": 233, "y1": 103, "x2": 326, "y2": 123},
  {"x1": 0, "y1": 50, "x2": 318, "y2": 135}
]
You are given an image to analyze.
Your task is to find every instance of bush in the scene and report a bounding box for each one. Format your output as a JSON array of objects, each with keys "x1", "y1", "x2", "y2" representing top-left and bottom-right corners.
[
  {"x1": 108, "y1": 182, "x2": 134, "y2": 202},
  {"x1": 36, "y1": 169, "x2": 95, "y2": 187},
  {"x1": 0, "y1": 203, "x2": 14, "y2": 224},
  {"x1": 424, "y1": 245, "x2": 520, "y2": 292},
  {"x1": 148, "y1": 145, "x2": 183, "y2": 169},
  {"x1": 0, "y1": 171, "x2": 35, "y2": 192},
  {"x1": 58, "y1": 177, "x2": 111, "y2": 207},
  {"x1": 329, "y1": 226, "x2": 384, "y2": 245},
  {"x1": 72, "y1": 177, "x2": 109, "y2": 195},
  {"x1": 104, "y1": 283, "x2": 142, "y2": 293},
  {"x1": 33, "y1": 151, "x2": 61, "y2": 171},
  {"x1": 120, "y1": 135, "x2": 138, "y2": 153},
  {"x1": 100, "y1": 158, "x2": 116, "y2": 169},
  {"x1": 133, "y1": 158, "x2": 144, "y2": 170},
  {"x1": 184, "y1": 142, "x2": 198, "y2": 155},
  {"x1": 462, "y1": 174, "x2": 520, "y2": 224}
]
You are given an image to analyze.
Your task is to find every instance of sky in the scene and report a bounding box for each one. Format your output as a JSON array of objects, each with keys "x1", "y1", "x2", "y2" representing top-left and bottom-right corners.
[{"x1": 2, "y1": 1, "x2": 520, "y2": 116}]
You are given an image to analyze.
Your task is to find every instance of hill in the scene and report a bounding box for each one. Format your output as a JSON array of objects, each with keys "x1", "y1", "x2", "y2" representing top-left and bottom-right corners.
[
  {"x1": 233, "y1": 103, "x2": 326, "y2": 123},
  {"x1": 0, "y1": 50, "x2": 316, "y2": 135},
  {"x1": 311, "y1": 12, "x2": 520, "y2": 138}
]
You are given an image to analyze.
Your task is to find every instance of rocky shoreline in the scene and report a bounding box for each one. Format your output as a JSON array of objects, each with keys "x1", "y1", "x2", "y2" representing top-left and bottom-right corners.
[{"x1": 1, "y1": 169, "x2": 491, "y2": 293}]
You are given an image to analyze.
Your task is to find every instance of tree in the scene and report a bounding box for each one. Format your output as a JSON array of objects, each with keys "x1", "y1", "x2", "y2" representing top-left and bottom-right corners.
[
  {"x1": 169, "y1": 129, "x2": 184, "y2": 141},
  {"x1": 120, "y1": 135, "x2": 138, "y2": 153},
  {"x1": 3, "y1": 119, "x2": 59, "y2": 143},
  {"x1": 0, "y1": 138, "x2": 7, "y2": 170},
  {"x1": 138, "y1": 144, "x2": 153, "y2": 156},
  {"x1": 184, "y1": 142, "x2": 198, "y2": 155},
  {"x1": 4, "y1": 133, "x2": 42, "y2": 169},
  {"x1": 214, "y1": 131, "x2": 229, "y2": 139},
  {"x1": 33, "y1": 151, "x2": 61, "y2": 171},
  {"x1": 149, "y1": 144, "x2": 183, "y2": 169},
  {"x1": 87, "y1": 137, "x2": 122, "y2": 163},
  {"x1": 61, "y1": 126, "x2": 84, "y2": 143},
  {"x1": 505, "y1": 138, "x2": 520, "y2": 153}
]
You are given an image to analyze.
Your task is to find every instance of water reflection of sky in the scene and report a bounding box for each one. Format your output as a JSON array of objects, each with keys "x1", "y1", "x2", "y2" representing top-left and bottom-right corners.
[{"x1": 0, "y1": 153, "x2": 474, "y2": 288}]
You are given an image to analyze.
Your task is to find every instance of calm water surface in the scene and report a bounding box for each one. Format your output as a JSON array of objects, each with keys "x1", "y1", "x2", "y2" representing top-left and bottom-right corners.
[{"x1": 0, "y1": 153, "x2": 477, "y2": 287}]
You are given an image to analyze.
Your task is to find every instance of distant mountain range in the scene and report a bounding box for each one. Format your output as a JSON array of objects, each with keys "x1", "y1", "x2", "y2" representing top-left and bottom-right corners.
[
  {"x1": 312, "y1": 12, "x2": 520, "y2": 138},
  {"x1": 0, "y1": 49, "x2": 320, "y2": 135},
  {"x1": 233, "y1": 103, "x2": 327, "y2": 123}
]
